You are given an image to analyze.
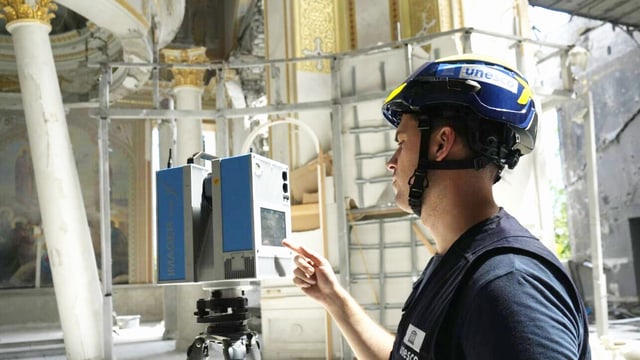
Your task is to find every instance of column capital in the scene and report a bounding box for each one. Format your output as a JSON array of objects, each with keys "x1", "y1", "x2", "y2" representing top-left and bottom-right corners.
[
  {"x1": 0, "y1": 0, "x2": 57, "y2": 25},
  {"x1": 162, "y1": 46, "x2": 209, "y2": 88}
]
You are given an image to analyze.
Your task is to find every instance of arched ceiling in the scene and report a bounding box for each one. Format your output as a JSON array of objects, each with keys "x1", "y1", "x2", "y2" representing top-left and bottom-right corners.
[
  {"x1": 0, "y1": 4, "x2": 122, "y2": 105},
  {"x1": 0, "y1": 0, "x2": 259, "y2": 109}
]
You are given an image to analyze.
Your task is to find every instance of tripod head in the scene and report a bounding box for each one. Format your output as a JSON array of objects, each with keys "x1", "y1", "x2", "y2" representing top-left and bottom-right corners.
[
  {"x1": 195, "y1": 289, "x2": 250, "y2": 340},
  {"x1": 187, "y1": 287, "x2": 261, "y2": 360}
]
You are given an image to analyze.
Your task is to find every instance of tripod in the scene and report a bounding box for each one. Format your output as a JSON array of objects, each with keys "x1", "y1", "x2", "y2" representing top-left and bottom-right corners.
[{"x1": 187, "y1": 288, "x2": 261, "y2": 360}]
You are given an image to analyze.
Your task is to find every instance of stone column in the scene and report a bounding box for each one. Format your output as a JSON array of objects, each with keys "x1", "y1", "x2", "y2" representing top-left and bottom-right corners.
[
  {"x1": 160, "y1": 46, "x2": 210, "y2": 351},
  {"x1": 157, "y1": 98, "x2": 177, "y2": 169},
  {"x1": 162, "y1": 47, "x2": 208, "y2": 165},
  {"x1": 1, "y1": 1, "x2": 103, "y2": 359}
]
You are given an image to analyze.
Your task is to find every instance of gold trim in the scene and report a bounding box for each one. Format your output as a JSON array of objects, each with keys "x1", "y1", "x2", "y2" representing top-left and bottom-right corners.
[
  {"x1": 114, "y1": 0, "x2": 149, "y2": 29},
  {"x1": 168, "y1": 68, "x2": 207, "y2": 88},
  {"x1": 162, "y1": 47, "x2": 209, "y2": 88},
  {"x1": 294, "y1": 0, "x2": 337, "y2": 73},
  {"x1": 0, "y1": 0, "x2": 56, "y2": 24},
  {"x1": 333, "y1": 0, "x2": 345, "y2": 53},
  {"x1": 162, "y1": 48, "x2": 209, "y2": 65},
  {"x1": 346, "y1": 0, "x2": 357, "y2": 49},
  {"x1": 389, "y1": 0, "x2": 399, "y2": 40},
  {"x1": 333, "y1": 0, "x2": 354, "y2": 52}
]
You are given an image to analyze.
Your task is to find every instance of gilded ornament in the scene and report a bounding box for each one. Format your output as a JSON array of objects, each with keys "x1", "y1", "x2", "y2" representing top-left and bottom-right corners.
[
  {"x1": 162, "y1": 47, "x2": 209, "y2": 88},
  {"x1": 296, "y1": 0, "x2": 336, "y2": 73},
  {"x1": 0, "y1": 0, "x2": 57, "y2": 24}
]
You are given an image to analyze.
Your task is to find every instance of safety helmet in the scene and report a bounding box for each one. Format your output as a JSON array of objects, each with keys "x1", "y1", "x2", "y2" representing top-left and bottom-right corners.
[
  {"x1": 382, "y1": 54, "x2": 538, "y2": 156},
  {"x1": 382, "y1": 54, "x2": 538, "y2": 216}
]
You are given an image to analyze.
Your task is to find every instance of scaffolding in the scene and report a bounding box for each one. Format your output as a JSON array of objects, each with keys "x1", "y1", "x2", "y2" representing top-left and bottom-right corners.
[{"x1": 91, "y1": 26, "x2": 595, "y2": 358}]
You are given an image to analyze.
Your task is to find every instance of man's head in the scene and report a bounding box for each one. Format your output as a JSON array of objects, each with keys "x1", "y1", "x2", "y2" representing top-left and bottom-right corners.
[{"x1": 382, "y1": 54, "x2": 538, "y2": 216}]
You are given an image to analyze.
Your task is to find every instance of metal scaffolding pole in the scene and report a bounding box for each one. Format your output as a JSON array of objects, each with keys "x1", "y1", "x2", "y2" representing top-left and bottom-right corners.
[
  {"x1": 99, "y1": 65, "x2": 114, "y2": 360},
  {"x1": 585, "y1": 91, "x2": 608, "y2": 338},
  {"x1": 330, "y1": 56, "x2": 352, "y2": 360}
]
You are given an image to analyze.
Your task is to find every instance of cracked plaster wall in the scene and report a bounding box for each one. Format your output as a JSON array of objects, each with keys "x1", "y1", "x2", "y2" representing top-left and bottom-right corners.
[{"x1": 557, "y1": 21, "x2": 640, "y2": 301}]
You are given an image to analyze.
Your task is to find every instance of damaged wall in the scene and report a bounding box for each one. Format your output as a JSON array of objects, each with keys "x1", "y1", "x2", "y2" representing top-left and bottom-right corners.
[{"x1": 556, "y1": 21, "x2": 640, "y2": 302}]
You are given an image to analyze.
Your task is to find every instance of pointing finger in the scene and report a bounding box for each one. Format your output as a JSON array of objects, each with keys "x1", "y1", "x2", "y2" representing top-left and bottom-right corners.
[{"x1": 282, "y1": 239, "x2": 324, "y2": 266}]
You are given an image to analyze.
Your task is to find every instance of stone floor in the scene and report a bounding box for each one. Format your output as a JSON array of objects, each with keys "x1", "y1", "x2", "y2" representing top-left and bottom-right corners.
[
  {"x1": 0, "y1": 322, "x2": 183, "y2": 360},
  {"x1": 3, "y1": 320, "x2": 640, "y2": 359}
]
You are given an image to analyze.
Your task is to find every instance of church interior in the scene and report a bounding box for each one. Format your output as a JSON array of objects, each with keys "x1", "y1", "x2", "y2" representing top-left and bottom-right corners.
[{"x1": 0, "y1": 0, "x2": 639, "y2": 359}]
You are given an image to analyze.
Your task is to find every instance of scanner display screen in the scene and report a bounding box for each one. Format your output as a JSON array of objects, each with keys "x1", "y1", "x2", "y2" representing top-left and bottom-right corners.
[{"x1": 260, "y1": 208, "x2": 286, "y2": 247}]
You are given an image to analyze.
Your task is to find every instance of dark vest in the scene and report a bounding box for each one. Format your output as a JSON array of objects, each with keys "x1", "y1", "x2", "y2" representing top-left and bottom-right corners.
[{"x1": 390, "y1": 211, "x2": 590, "y2": 360}]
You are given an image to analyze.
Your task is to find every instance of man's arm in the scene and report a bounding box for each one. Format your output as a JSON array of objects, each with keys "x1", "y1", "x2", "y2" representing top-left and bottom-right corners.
[{"x1": 283, "y1": 239, "x2": 395, "y2": 359}]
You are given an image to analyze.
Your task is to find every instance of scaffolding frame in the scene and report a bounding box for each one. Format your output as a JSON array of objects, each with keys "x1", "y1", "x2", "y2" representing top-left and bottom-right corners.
[{"x1": 91, "y1": 26, "x2": 592, "y2": 358}]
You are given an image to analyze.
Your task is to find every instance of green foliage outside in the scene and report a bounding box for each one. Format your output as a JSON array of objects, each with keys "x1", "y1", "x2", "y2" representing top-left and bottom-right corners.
[{"x1": 552, "y1": 184, "x2": 571, "y2": 260}]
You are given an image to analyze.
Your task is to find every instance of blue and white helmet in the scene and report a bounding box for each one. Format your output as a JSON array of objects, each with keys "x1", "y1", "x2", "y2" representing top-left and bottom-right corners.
[{"x1": 382, "y1": 54, "x2": 538, "y2": 157}]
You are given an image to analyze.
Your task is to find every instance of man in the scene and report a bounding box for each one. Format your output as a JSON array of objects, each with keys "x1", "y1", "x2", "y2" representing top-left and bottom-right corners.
[{"x1": 283, "y1": 54, "x2": 591, "y2": 359}]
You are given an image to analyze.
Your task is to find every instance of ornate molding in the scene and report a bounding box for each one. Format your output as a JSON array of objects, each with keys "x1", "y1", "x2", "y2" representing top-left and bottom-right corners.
[
  {"x1": 162, "y1": 47, "x2": 209, "y2": 88},
  {"x1": 294, "y1": 0, "x2": 337, "y2": 73},
  {"x1": 293, "y1": 0, "x2": 353, "y2": 73},
  {"x1": 0, "y1": 0, "x2": 57, "y2": 24}
]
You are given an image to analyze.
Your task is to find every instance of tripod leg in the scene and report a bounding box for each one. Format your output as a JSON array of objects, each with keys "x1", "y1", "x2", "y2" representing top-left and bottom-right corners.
[
  {"x1": 187, "y1": 337, "x2": 206, "y2": 360},
  {"x1": 222, "y1": 339, "x2": 232, "y2": 360},
  {"x1": 245, "y1": 333, "x2": 262, "y2": 360}
]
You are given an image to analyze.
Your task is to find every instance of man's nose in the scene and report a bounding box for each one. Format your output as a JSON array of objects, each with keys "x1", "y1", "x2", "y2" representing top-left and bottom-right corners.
[{"x1": 386, "y1": 150, "x2": 398, "y2": 172}]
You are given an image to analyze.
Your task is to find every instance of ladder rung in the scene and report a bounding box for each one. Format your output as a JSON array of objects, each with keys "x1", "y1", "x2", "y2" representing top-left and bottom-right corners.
[
  {"x1": 349, "y1": 241, "x2": 419, "y2": 249},
  {"x1": 362, "y1": 303, "x2": 404, "y2": 311},
  {"x1": 351, "y1": 272, "x2": 414, "y2": 280},
  {"x1": 355, "y1": 150, "x2": 395, "y2": 160},
  {"x1": 355, "y1": 176, "x2": 390, "y2": 184},
  {"x1": 349, "y1": 125, "x2": 394, "y2": 134}
]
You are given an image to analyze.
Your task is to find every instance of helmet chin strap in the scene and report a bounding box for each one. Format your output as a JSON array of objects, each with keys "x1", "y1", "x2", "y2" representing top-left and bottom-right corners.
[
  {"x1": 407, "y1": 118, "x2": 432, "y2": 217},
  {"x1": 406, "y1": 118, "x2": 497, "y2": 216}
]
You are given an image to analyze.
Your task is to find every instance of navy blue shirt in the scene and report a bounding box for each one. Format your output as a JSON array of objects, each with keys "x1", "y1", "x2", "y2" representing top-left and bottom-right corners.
[{"x1": 390, "y1": 209, "x2": 590, "y2": 359}]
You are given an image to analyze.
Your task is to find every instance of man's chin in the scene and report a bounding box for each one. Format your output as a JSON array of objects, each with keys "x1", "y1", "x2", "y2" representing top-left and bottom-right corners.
[
  {"x1": 399, "y1": 206, "x2": 413, "y2": 214},
  {"x1": 395, "y1": 199, "x2": 413, "y2": 213}
]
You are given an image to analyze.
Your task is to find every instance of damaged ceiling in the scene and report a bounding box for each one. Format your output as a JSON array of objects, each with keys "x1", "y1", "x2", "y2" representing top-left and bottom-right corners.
[{"x1": 529, "y1": 0, "x2": 640, "y2": 30}]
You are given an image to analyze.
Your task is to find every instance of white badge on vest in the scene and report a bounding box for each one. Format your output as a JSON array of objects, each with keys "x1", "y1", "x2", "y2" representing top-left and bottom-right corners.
[{"x1": 403, "y1": 323, "x2": 426, "y2": 352}]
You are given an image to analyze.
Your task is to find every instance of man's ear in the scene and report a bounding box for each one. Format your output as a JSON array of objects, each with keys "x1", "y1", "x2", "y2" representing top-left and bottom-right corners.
[{"x1": 432, "y1": 126, "x2": 456, "y2": 161}]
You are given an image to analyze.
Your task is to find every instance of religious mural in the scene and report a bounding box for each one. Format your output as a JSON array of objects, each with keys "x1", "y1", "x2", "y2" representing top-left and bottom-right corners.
[{"x1": 0, "y1": 113, "x2": 135, "y2": 288}]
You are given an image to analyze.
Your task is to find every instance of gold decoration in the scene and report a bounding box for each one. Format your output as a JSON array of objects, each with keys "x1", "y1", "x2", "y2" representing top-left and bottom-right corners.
[
  {"x1": 294, "y1": 0, "x2": 338, "y2": 73},
  {"x1": 161, "y1": 47, "x2": 209, "y2": 88},
  {"x1": 396, "y1": 0, "x2": 463, "y2": 38},
  {"x1": 398, "y1": 0, "x2": 437, "y2": 39},
  {"x1": 389, "y1": 0, "x2": 400, "y2": 40},
  {"x1": 0, "y1": 0, "x2": 57, "y2": 24},
  {"x1": 346, "y1": 0, "x2": 357, "y2": 49}
]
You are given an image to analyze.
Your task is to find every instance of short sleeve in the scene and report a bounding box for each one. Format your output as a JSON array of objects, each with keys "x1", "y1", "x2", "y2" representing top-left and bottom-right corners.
[{"x1": 457, "y1": 255, "x2": 583, "y2": 359}]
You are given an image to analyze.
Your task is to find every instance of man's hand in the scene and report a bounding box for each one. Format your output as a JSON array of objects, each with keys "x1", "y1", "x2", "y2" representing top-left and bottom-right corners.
[
  {"x1": 282, "y1": 239, "x2": 341, "y2": 307},
  {"x1": 282, "y1": 239, "x2": 395, "y2": 359}
]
